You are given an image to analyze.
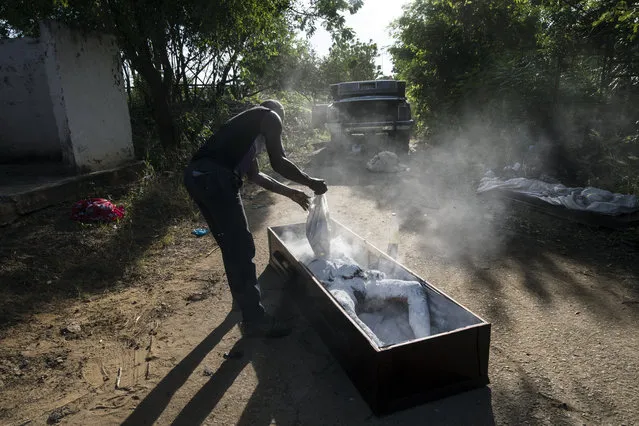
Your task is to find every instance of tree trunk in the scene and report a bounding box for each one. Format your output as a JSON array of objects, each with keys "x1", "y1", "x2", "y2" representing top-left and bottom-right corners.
[
  {"x1": 149, "y1": 80, "x2": 179, "y2": 150},
  {"x1": 123, "y1": 59, "x2": 132, "y2": 108},
  {"x1": 128, "y1": 46, "x2": 180, "y2": 150},
  {"x1": 136, "y1": 65, "x2": 179, "y2": 150},
  {"x1": 216, "y1": 51, "x2": 240, "y2": 96},
  {"x1": 551, "y1": 52, "x2": 561, "y2": 108},
  {"x1": 105, "y1": 1, "x2": 179, "y2": 150}
]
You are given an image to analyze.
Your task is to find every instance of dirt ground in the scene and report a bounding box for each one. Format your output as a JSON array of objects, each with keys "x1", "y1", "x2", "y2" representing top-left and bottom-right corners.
[{"x1": 1, "y1": 142, "x2": 638, "y2": 425}]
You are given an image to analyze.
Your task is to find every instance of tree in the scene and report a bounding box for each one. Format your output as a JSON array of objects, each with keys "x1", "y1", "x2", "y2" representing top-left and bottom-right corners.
[
  {"x1": 0, "y1": 0, "x2": 363, "y2": 150},
  {"x1": 389, "y1": 0, "x2": 540, "y2": 127},
  {"x1": 236, "y1": 36, "x2": 382, "y2": 103},
  {"x1": 320, "y1": 38, "x2": 381, "y2": 84},
  {"x1": 389, "y1": 0, "x2": 639, "y2": 190},
  {"x1": 235, "y1": 35, "x2": 325, "y2": 101}
]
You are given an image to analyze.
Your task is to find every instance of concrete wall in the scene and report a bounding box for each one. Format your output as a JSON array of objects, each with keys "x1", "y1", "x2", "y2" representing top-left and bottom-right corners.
[
  {"x1": 40, "y1": 21, "x2": 134, "y2": 172},
  {"x1": 0, "y1": 22, "x2": 134, "y2": 172},
  {"x1": 40, "y1": 26, "x2": 74, "y2": 168},
  {"x1": 0, "y1": 37, "x2": 61, "y2": 161}
]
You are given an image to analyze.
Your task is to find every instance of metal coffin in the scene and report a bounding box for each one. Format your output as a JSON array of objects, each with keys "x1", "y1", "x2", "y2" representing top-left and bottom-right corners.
[{"x1": 267, "y1": 220, "x2": 491, "y2": 416}]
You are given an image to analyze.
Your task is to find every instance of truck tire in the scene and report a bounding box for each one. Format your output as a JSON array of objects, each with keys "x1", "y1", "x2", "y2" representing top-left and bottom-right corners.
[{"x1": 393, "y1": 131, "x2": 410, "y2": 154}]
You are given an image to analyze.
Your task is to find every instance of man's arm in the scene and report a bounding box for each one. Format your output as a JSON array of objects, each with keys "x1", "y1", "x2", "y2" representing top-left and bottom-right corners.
[
  {"x1": 247, "y1": 159, "x2": 310, "y2": 210},
  {"x1": 261, "y1": 111, "x2": 327, "y2": 194}
]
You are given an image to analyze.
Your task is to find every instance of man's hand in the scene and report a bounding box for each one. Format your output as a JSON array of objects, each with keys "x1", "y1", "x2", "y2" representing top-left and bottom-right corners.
[
  {"x1": 288, "y1": 189, "x2": 311, "y2": 211},
  {"x1": 308, "y1": 178, "x2": 328, "y2": 195}
]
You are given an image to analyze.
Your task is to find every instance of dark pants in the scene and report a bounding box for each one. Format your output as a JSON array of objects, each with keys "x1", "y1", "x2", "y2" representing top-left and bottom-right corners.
[{"x1": 183, "y1": 157, "x2": 264, "y2": 322}]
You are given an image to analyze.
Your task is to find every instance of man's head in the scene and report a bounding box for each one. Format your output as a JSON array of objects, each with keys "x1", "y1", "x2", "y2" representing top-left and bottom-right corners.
[{"x1": 260, "y1": 99, "x2": 285, "y2": 122}]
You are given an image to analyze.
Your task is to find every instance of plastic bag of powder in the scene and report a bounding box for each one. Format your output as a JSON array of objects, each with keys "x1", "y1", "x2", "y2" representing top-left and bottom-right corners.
[{"x1": 306, "y1": 194, "x2": 331, "y2": 258}]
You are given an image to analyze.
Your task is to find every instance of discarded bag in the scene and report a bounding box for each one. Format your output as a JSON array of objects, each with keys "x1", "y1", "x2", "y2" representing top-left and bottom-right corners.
[
  {"x1": 70, "y1": 198, "x2": 125, "y2": 223},
  {"x1": 191, "y1": 228, "x2": 209, "y2": 237},
  {"x1": 366, "y1": 151, "x2": 400, "y2": 173},
  {"x1": 306, "y1": 194, "x2": 331, "y2": 258}
]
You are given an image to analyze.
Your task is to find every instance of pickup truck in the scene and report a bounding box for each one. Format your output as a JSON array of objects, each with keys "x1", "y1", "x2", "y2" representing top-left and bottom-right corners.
[{"x1": 312, "y1": 80, "x2": 414, "y2": 153}]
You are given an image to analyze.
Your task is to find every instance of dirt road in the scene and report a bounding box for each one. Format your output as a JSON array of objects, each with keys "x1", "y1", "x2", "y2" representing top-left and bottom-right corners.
[{"x1": 1, "y1": 145, "x2": 638, "y2": 425}]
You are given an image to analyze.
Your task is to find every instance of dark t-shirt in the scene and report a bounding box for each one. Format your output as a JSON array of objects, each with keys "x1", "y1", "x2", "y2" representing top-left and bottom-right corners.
[{"x1": 191, "y1": 106, "x2": 271, "y2": 174}]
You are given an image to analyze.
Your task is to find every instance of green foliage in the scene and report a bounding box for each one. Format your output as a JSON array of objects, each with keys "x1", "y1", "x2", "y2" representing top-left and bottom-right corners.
[
  {"x1": 272, "y1": 91, "x2": 329, "y2": 159},
  {"x1": 391, "y1": 0, "x2": 639, "y2": 192},
  {"x1": 0, "y1": 0, "x2": 362, "y2": 151},
  {"x1": 238, "y1": 35, "x2": 382, "y2": 103},
  {"x1": 0, "y1": 0, "x2": 393, "y2": 182},
  {"x1": 390, "y1": 0, "x2": 540, "y2": 129},
  {"x1": 238, "y1": 36, "x2": 323, "y2": 99},
  {"x1": 320, "y1": 38, "x2": 382, "y2": 85},
  {"x1": 120, "y1": 26, "x2": 379, "y2": 170}
]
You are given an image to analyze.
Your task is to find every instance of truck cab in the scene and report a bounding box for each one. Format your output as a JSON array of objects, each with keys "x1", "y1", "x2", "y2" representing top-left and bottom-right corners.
[{"x1": 312, "y1": 80, "x2": 414, "y2": 153}]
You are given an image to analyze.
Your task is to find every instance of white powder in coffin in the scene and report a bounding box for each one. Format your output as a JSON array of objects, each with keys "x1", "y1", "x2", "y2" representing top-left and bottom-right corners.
[
  {"x1": 306, "y1": 258, "x2": 337, "y2": 281},
  {"x1": 281, "y1": 231, "x2": 315, "y2": 262},
  {"x1": 365, "y1": 279, "x2": 431, "y2": 339},
  {"x1": 392, "y1": 309, "x2": 415, "y2": 338},
  {"x1": 358, "y1": 312, "x2": 384, "y2": 330},
  {"x1": 335, "y1": 263, "x2": 363, "y2": 279},
  {"x1": 328, "y1": 287, "x2": 384, "y2": 348},
  {"x1": 280, "y1": 231, "x2": 486, "y2": 346},
  {"x1": 359, "y1": 302, "x2": 415, "y2": 346},
  {"x1": 305, "y1": 257, "x2": 382, "y2": 344},
  {"x1": 300, "y1": 246, "x2": 431, "y2": 347}
]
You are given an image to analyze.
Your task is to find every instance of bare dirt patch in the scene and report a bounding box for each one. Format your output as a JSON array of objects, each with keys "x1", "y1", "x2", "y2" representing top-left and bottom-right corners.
[{"x1": 1, "y1": 145, "x2": 638, "y2": 425}]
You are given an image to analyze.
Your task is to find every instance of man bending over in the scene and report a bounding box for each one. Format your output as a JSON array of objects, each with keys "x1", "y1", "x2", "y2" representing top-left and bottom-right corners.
[{"x1": 184, "y1": 100, "x2": 327, "y2": 338}]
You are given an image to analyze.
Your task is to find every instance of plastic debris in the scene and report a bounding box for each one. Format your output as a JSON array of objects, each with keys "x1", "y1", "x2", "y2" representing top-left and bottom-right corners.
[
  {"x1": 366, "y1": 151, "x2": 400, "y2": 173},
  {"x1": 306, "y1": 194, "x2": 331, "y2": 258},
  {"x1": 70, "y1": 198, "x2": 124, "y2": 223},
  {"x1": 477, "y1": 175, "x2": 639, "y2": 215},
  {"x1": 60, "y1": 323, "x2": 82, "y2": 336},
  {"x1": 191, "y1": 228, "x2": 209, "y2": 237}
]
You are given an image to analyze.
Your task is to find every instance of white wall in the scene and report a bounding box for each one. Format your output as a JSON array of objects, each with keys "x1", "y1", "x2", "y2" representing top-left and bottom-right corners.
[
  {"x1": 41, "y1": 21, "x2": 134, "y2": 171},
  {"x1": 0, "y1": 37, "x2": 61, "y2": 161},
  {"x1": 40, "y1": 25, "x2": 74, "y2": 168},
  {"x1": 0, "y1": 22, "x2": 134, "y2": 172}
]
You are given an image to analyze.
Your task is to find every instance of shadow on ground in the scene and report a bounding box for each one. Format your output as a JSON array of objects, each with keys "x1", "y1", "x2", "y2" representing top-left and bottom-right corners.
[
  {"x1": 0, "y1": 175, "x2": 275, "y2": 333},
  {"x1": 121, "y1": 311, "x2": 241, "y2": 426},
  {"x1": 123, "y1": 266, "x2": 498, "y2": 426},
  {"x1": 450, "y1": 200, "x2": 639, "y2": 330}
]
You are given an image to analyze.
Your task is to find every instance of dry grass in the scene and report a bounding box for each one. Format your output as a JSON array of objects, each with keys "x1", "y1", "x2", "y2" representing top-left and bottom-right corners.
[{"x1": 0, "y1": 168, "x2": 204, "y2": 334}]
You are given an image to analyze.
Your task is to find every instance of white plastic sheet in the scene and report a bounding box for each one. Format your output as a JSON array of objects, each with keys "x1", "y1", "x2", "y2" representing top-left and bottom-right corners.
[
  {"x1": 477, "y1": 176, "x2": 639, "y2": 215},
  {"x1": 366, "y1": 151, "x2": 400, "y2": 173},
  {"x1": 306, "y1": 194, "x2": 332, "y2": 258}
]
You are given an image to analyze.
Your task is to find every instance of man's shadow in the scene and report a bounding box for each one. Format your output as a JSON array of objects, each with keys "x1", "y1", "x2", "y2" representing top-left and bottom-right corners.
[
  {"x1": 121, "y1": 311, "x2": 240, "y2": 426},
  {"x1": 126, "y1": 266, "x2": 496, "y2": 426}
]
